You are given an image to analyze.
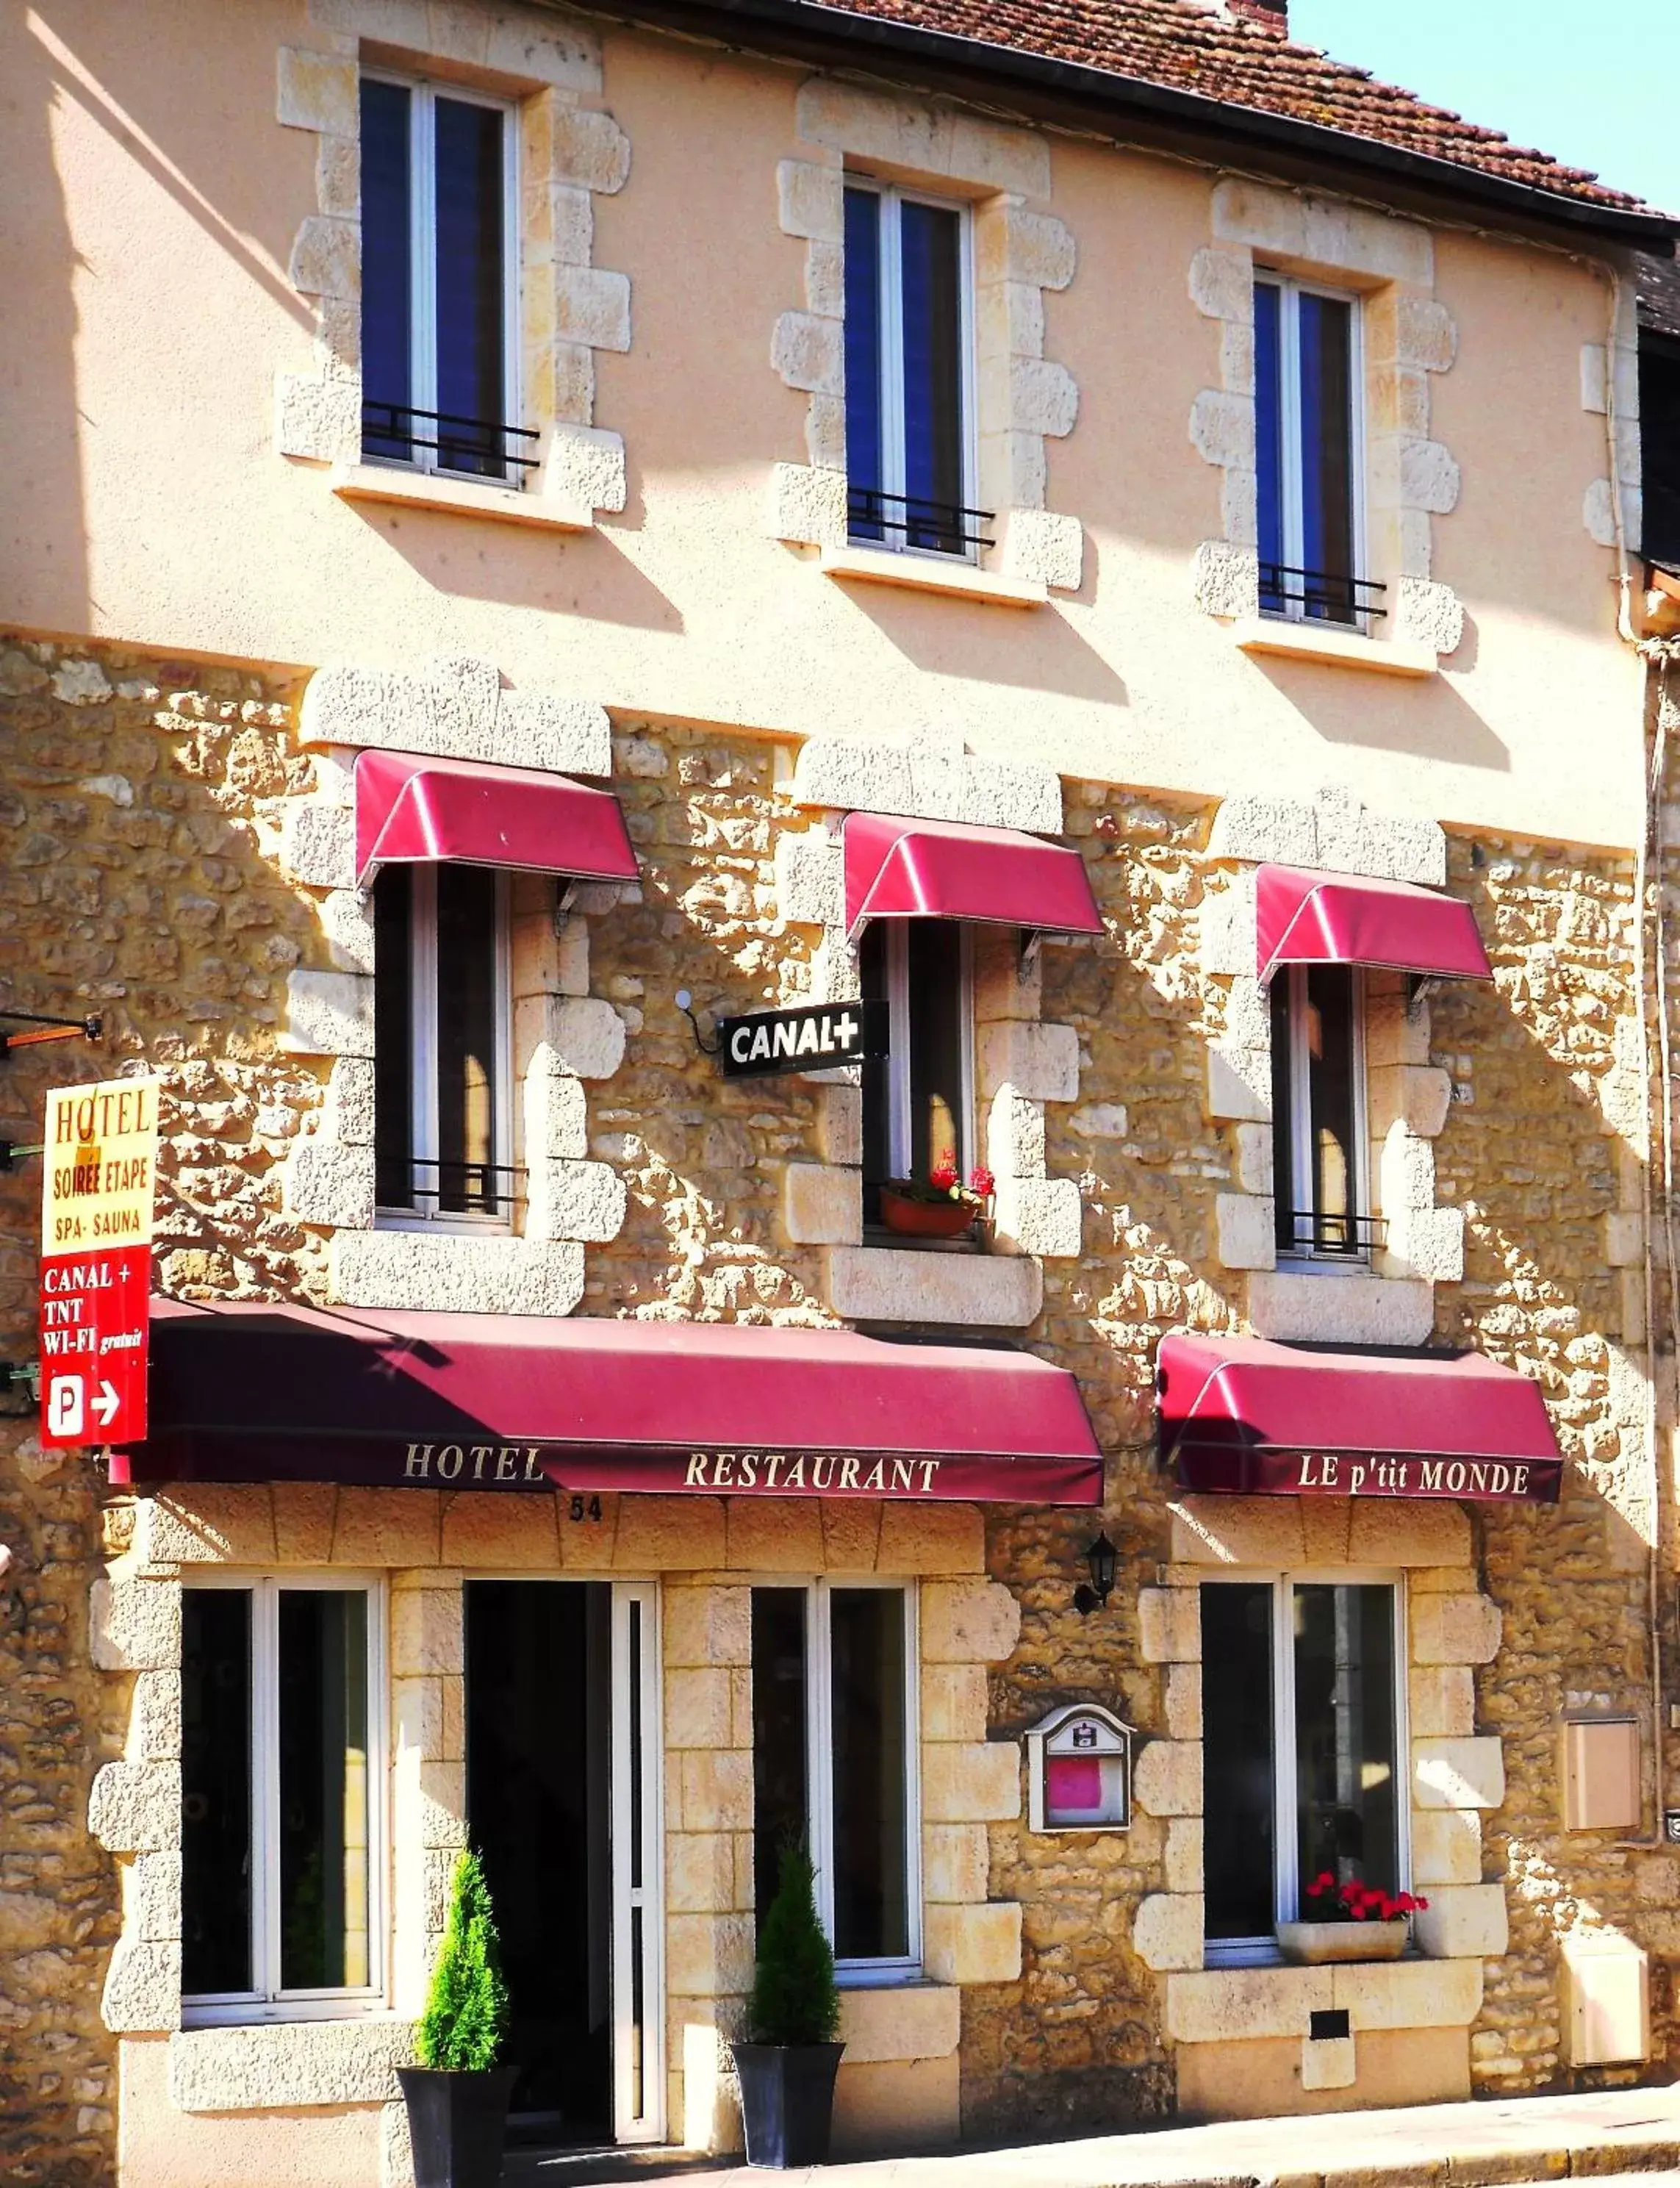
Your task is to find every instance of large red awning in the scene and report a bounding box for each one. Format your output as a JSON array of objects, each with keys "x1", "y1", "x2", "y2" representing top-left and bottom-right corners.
[
  {"x1": 1256, "y1": 864, "x2": 1492, "y2": 983},
  {"x1": 1157, "y1": 1332, "x2": 1561, "y2": 1503},
  {"x1": 355, "y1": 748, "x2": 639, "y2": 887},
  {"x1": 844, "y1": 812, "x2": 1104, "y2": 941},
  {"x1": 113, "y1": 1302, "x2": 1103, "y2": 1505}
]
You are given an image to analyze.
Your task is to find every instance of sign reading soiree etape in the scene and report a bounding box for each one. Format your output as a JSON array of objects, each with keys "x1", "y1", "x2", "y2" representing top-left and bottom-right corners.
[{"x1": 39, "y1": 1076, "x2": 160, "y2": 1448}]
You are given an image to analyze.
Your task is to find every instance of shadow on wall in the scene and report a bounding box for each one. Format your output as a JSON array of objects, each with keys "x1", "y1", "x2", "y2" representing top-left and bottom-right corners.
[
  {"x1": 1240, "y1": 617, "x2": 1511, "y2": 775},
  {"x1": 337, "y1": 499, "x2": 686, "y2": 637},
  {"x1": 823, "y1": 539, "x2": 1130, "y2": 710},
  {"x1": 0, "y1": 15, "x2": 90, "y2": 623}
]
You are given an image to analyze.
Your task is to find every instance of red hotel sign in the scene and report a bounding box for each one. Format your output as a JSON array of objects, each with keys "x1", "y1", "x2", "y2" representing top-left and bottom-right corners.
[{"x1": 39, "y1": 1077, "x2": 159, "y2": 1449}]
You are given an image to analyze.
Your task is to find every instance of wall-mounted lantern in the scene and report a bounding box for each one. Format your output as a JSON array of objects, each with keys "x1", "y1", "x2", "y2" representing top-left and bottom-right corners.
[
  {"x1": 1025, "y1": 1703, "x2": 1133, "y2": 1834},
  {"x1": 1073, "y1": 1530, "x2": 1118, "y2": 1615}
]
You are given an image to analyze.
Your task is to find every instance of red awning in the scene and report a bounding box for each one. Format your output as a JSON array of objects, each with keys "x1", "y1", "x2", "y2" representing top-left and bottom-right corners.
[
  {"x1": 113, "y1": 1302, "x2": 1102, "y2": 1506},
  {"x1": 1157, "y1": 1332, "x2": 1561, "y2": 1503},
  {"x1": 843, "y1": 812, "x2": 1103, "y2": 941},
  {"x1": 355, "y1": 748, "x2": 639, "y2": 887},
  {"x1": 1256, "y1": 864, "x2": 1491, "y2": 983}
]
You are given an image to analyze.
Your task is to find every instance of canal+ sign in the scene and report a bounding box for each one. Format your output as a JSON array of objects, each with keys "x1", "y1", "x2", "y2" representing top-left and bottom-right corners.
[{"x1": 717, "y1": 999, "x2": 889, "y2": 1080}]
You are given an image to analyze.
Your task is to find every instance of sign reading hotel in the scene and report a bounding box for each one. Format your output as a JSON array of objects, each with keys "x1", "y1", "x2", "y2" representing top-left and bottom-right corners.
[
  {"x1": 39, "y1": 1077, "x2": 159, "y2": 1449},
  {"x1": 718, "y1": 999, "x2": 889, "y2": 1080}
]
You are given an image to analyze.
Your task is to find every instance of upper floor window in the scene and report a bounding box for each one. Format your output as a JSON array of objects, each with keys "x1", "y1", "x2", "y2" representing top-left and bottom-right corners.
[
  {"x1": 858, "y1": 919, "x2": 974, "y2": 1229},
  {"x1": 1640, "y1": 322, "x2": 1680, "y2": 567},
  {"x1": 751, "y1": 1582, "x2": 920, "y2": 1976},
  {"x1": 1270, "y1": 964, "x2": 1369, "y2": 1261},
  {"x1": 182, "y1": 1577, "x2": 383, "y2": 2020},
  {"x1": 374, "y1": 864, "x2": 511, "y2": 1226},
  {"x1": 1202, "y1": 1575, "x2": 1404, "y2": 1962},
  {"x1": 1254, "y1": 275, "x2": 1370, "y2": 628},
  {"x1": 359, "y1": 75, "x2": 528, "y2": 484},
  {"x1": 844, "y1": 182, "x2": 981, "y2": 561}
]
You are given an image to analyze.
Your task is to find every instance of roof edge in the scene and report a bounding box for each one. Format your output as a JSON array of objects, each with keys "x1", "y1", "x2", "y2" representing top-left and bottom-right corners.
[{"x1": 580, "y1": 0, "x2": 1677, "y2": 248}]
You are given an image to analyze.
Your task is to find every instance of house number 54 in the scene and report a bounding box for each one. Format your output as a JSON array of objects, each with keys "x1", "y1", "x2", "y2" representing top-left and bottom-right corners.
[{"x1": 568, "y1": 1495, "x2": 603, "y2": 1523}]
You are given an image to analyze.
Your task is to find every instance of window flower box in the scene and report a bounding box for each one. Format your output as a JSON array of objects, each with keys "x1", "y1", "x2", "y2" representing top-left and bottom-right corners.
[
  {"x1": 878, "y1": 1187, "x2": 976, "y2": 1241},
  {"x1": 1276, "y1": 1918, "x2": 1408, "y2": 1965},
  {"x1": 877, "y1": 1164, "x2": 995, "y2": 1243},
  {"x1": 1277, "y1": 1875, "x2": 1426, "y2": 1963}
]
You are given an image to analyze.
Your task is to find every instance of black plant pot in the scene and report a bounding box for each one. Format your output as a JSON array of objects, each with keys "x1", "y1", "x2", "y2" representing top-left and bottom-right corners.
[
  {"x1": 732, "y1": 2042, "x2": 845, "y2": 2169},
  {"x1": 398, "y1": 2065, "x2": 516, "y2": 2188}
]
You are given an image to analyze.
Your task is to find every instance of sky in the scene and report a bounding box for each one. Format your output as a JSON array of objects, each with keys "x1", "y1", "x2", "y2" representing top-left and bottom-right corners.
[{"x1": 1289, "y1": 0, "x2": 1676, "y2": 215}]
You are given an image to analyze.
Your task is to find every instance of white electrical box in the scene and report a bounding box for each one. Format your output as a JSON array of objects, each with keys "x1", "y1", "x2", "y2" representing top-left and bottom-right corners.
[
  {"x1": 1025, "y1": 1704, "x2": 1132, "y2": 1833},
  {"x1": 1561, "y1": 1931, "x2": 1649, "y2": 2065},
  {"x1": 1561, "y1": 1717, "x2": 1641, "y2": 1831}
]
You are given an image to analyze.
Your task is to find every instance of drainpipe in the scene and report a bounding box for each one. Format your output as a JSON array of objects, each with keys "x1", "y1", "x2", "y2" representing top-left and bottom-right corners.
[{"x1": 1602, "y1": 256, "x2": 1673, "y2": 1847}]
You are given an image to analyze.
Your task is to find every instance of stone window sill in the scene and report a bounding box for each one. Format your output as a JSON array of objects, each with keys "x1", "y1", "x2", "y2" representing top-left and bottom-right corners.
[
  {"x1": 1164, "y1": 1956, "x2": 1483, "y2": 2042},
  {"x1": 1229, "y1": 616, "x2": 1437, "y2": 679},
  {"x1": 821, "y1": 543, "x2": 1047, "y2": 609},
  {"x1": 331, "y1": 463, "x2": 592, "y2": 533},
  {"x1": 828, "y1": 1244, "x2": 1043, "y2": 1327}
]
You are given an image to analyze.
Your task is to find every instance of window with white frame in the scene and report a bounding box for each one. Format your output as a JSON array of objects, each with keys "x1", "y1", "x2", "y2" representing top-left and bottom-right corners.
[
  {"x1": 844, "y1": 181, "x2": 979, "y2": 559},
  {"x1": 374, "y1": 865, "x2": 511, "y2": 1225},
  {"x1": 181, "y1": 1577, "x2": 383, "y2": 2018},
  {"x1": 1254, "y1": 274, "x2": 1368, "y2": 626},
  {"x1": 858, "y1": 920, "x2": 974, "y2": 1229},
  {"x1": 751, "y1": 1582, "x2": 920, "y2": 1976},
  {"x1": 1201, "y1": 1574, "x2": 1405, "y2": 1959},
  {"x1": 1269, "y1": 964, "x2": 1369, "y2": 1260},
  {"x1": 359, "y1": 74, "x2": 531, "y2": 484}
]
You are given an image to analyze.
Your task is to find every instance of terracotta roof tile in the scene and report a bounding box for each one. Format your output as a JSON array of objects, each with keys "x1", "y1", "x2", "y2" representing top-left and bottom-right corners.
[{"x1": 803, "y1": 0, "x2": 1653, "y2": 215}]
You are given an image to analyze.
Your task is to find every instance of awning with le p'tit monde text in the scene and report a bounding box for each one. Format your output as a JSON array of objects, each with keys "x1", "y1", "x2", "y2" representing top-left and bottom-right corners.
[{"x1": 1157, "y1": 1331, "x2": 1561, "y2": 1503}]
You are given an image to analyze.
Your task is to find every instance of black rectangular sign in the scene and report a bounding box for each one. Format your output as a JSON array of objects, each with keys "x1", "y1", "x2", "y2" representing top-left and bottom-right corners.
[{"x1": 719, "y1": 999, "x2": 889, "y2": 1080}]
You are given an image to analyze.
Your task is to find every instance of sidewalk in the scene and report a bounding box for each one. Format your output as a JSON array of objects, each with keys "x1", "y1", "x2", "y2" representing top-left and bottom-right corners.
[{"x1": 514, "y1": 2084, "x2": 1680, "y2": 2188}]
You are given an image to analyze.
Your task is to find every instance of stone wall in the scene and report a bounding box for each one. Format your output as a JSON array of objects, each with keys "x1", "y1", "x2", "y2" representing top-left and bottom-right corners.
[
  {"x1": 0, "y1": 634, "x2": 316, "y2": 2186},
  {"x1": 972, "y1": 789, "x2": 1680, "y2": 2130},
  {"x1": 5, "y1": 628, "x2": 1679, "y2": 2168}
]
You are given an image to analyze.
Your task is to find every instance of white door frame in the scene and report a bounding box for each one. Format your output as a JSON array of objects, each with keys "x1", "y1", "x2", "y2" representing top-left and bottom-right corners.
[{"x1": 610, "y1": 1579, "x2": 665, "y2": 2144}]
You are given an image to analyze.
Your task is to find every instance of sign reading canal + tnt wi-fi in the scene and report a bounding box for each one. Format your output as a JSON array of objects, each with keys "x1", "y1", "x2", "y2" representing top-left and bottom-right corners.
[{"x1": 38, "y1": 1077, "x2": 160, "y2": 1449}]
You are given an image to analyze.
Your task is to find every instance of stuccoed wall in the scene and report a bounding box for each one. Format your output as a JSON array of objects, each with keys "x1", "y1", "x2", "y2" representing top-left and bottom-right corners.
[{"x1": 0, "y1": 635, "x2": 316, "y2": 2187}]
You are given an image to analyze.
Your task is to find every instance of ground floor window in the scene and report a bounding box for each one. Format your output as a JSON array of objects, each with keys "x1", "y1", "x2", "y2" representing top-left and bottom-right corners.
[
  {"x1": 181, "y1": 1577, "x2": 382, "y2": 2017},
  {"x1": 1201, "y1": 1574, "x2": 1404, "y2": 1960},
  {"x1": 750, "y1": 1582, "x2": 920, "y2": 1976}
]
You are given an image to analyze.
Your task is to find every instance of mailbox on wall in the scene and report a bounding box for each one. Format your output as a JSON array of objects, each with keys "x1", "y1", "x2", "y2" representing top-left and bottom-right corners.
[{"x1": 1025, "y1": 1703, "x2": 1133, "y2": 1833}]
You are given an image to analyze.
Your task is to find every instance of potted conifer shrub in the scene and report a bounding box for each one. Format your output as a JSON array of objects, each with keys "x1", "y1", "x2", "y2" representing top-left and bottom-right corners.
[
  {"x1": 731, "y1": 1843, "x2": 844, "y2": 2168},
  {"x1": 398, "y1": 1848, "x2": 515, "y2": 2188}
]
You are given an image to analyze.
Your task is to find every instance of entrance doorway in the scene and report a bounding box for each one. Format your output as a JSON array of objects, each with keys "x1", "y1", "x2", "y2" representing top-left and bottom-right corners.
[{"x1": 464, "y1": 1580, "x2": 663, "y2": 2149}]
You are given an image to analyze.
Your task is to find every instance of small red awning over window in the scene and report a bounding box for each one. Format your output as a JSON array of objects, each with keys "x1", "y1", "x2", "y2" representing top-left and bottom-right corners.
[
  {"x1": 355, "y1": 749, "x2": 639, "y2": 887},
  {"x1": 844, "y1": 813, "x2": 1103, "y2": 941},
  {"x1": 1256, "y1": 864, "x2": 1491, "y2": 983},
  {"x1": 113, "y1": 1302, "x2": 1103, "y2": 1506},
  {"x1": 1157, "y1": 1332, "x2": 1561, "y2": 1503}
]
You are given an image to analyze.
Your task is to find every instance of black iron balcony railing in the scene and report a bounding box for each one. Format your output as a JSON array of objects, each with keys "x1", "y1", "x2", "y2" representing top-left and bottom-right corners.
[
  {"x1": 1276, "y1": 1208, "x2": 1388, "y2": 1258},
  {"x1": 847, "y1": 484, "x2": 997, "y2": 556},
  {"x1": 1259, "y1": 563, "x2": 1388, "y2": 626},
  {"x1": 374, "y1": 1154, "x2": 525, "y2": 1221},
  {"x1": 361, "y1": 399, "x2": 540, "y2": 480}
]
